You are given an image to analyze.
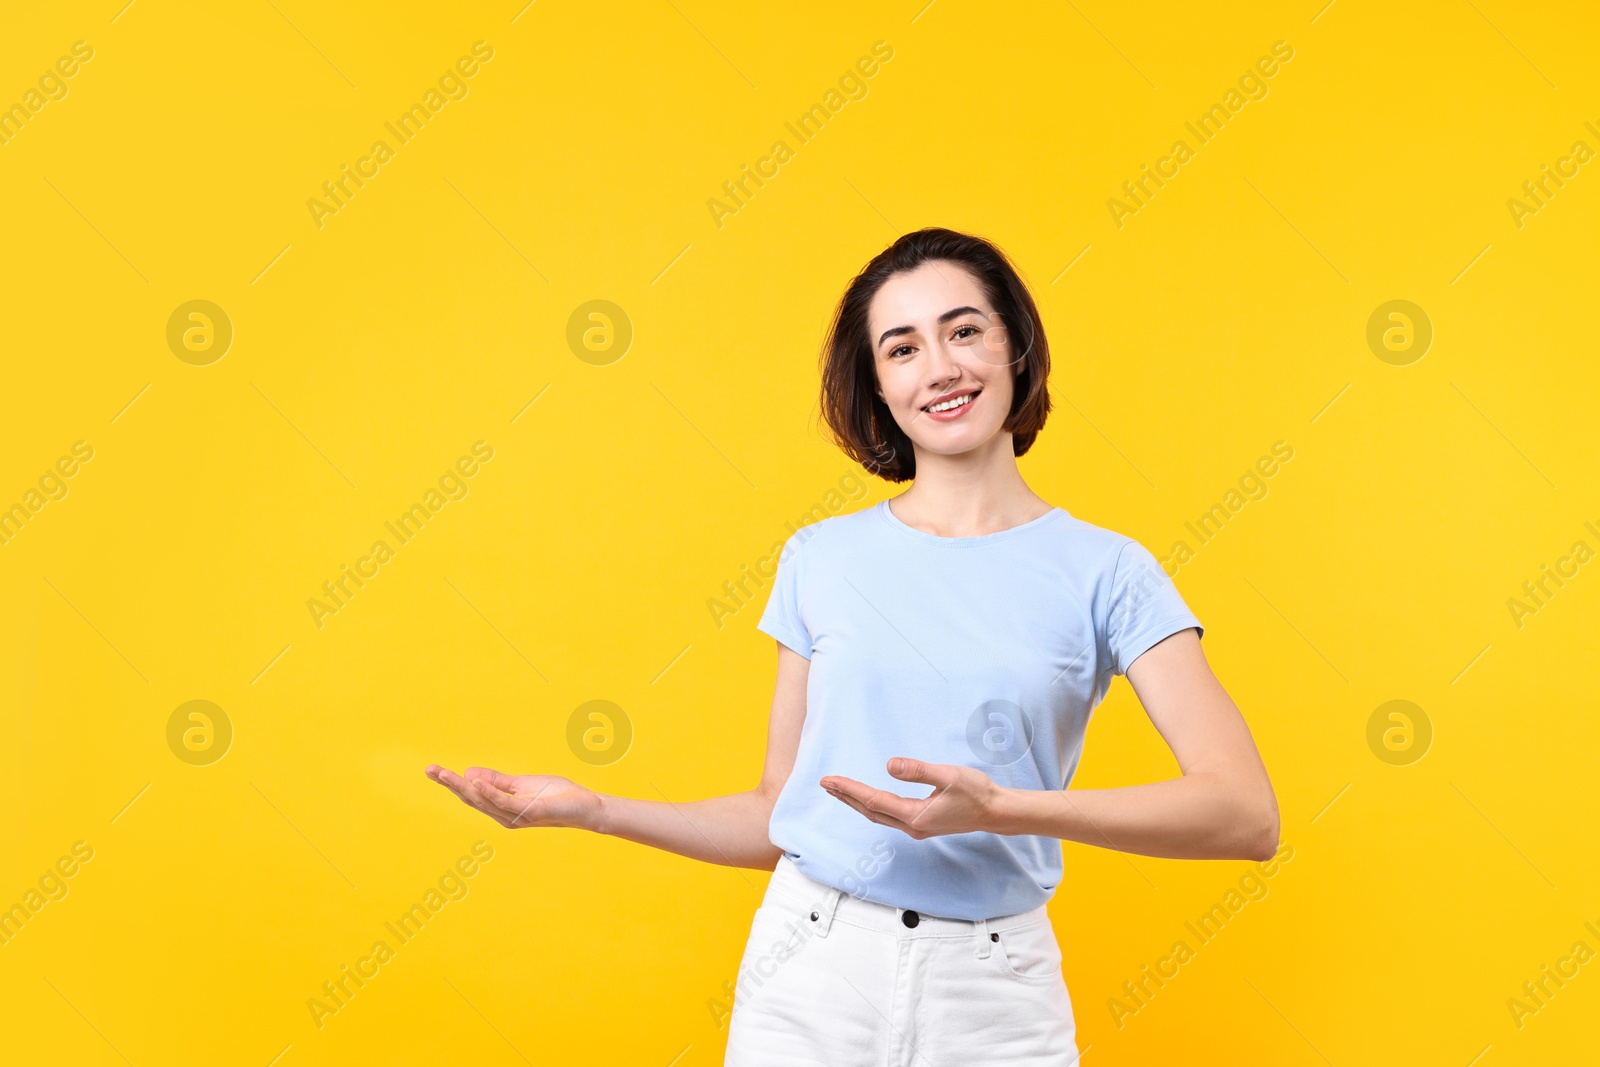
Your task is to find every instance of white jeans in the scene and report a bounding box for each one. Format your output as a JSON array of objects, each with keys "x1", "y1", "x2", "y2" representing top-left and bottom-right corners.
[{"x1": 724, "y1": 854, "x2": 1079, "y2": 1065}]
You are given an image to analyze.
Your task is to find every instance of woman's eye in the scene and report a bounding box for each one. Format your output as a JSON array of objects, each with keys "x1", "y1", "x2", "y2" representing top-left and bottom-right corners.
[
  {"x1": 953, "y1": 324, "x2": 981, "y2": 340},
  {"x1": 889, "y1": 344, "x2": 913, "y2": 358}
]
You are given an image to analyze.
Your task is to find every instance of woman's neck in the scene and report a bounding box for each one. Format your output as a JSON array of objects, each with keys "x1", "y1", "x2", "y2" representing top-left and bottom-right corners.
[{"x1": 888, "y1": 442, "x2": 1051, "y2": 538}]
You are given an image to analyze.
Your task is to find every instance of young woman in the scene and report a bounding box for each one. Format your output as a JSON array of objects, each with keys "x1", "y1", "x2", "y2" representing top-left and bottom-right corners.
[{"x1": 426, "y1": 227, "x2": 1279, "y2": 1064}]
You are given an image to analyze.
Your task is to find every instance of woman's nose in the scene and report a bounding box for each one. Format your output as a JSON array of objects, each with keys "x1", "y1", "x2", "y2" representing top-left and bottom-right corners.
[{"x1": 924, "y1": 340, "x2": 962, "y2": 382}]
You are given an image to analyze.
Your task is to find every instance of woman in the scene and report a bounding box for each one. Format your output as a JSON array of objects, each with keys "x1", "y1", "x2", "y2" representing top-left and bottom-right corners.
[{"x1": 426, "y1": 227, "x2": 1279, "y2": 1064}]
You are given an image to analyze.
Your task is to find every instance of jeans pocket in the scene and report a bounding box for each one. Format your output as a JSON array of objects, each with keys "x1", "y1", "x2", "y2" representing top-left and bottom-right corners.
[{"x1": 992, "y1": 920, "x2": 1063, "y2": 981}]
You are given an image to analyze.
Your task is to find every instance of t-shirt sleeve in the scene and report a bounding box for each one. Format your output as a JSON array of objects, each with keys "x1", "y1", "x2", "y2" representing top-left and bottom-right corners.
[
  {"x1": 1104, "y1": 539, "x2": 1203, "y2": 677},
  {"x1": 756, "y1": 535, "x2": 813, "y2": 660}
]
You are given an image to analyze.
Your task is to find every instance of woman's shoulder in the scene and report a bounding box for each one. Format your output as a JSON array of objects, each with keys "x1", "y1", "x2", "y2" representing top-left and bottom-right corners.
[
  {"x1": 1041, "y1": 507, "x2": 1146, "y2": 557},
  {"x1": 1034, "y1": 511, "x2": 1184, "y2": 604},
  {"x1": 774, "y1": 500, "x2": 878, "y2": 563}
]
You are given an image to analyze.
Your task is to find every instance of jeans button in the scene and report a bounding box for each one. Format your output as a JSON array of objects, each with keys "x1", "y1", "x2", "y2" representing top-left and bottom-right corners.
[{"x1": 901, "y1": 909, "x2": 920, "y2": 928}]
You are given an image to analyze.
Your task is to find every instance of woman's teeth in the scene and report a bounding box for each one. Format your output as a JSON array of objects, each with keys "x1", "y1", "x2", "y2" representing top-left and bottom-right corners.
[{"x1": 927, "y1": 393, "x2": 975, "y2": 413}]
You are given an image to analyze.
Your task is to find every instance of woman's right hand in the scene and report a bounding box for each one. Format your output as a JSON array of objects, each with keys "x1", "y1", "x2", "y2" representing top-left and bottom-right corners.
[{"x1": 426, "y1": 764, "x2": 604, "y2": 831}]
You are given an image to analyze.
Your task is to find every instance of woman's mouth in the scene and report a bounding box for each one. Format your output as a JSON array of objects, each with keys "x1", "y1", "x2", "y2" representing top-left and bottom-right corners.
[{"x1": 922, "y1": 389, "x2": 981, "y2": 421}]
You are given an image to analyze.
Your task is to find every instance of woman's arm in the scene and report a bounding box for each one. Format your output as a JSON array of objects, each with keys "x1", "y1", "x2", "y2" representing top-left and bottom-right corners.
[
  {"x1": 426, "y1": 641, "x2": 811, "y2": 871},
  {"x1": 990, "y1": 627, "x2": 1279, "y2": 860},
  {"x1": 821, "y1": 628, "x2": 1280, "y2": 862}
]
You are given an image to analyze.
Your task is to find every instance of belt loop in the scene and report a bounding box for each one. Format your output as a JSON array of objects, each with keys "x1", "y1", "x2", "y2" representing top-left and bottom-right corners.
[
  {"x1": 812, "y1": 886, "x2": 844, "y2": 938},
  {"x1": 974, "y1": 917, "x2": 990, "y2": 958}
]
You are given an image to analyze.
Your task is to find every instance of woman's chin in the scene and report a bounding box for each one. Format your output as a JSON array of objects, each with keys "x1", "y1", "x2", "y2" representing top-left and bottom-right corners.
[{"x1": 909, "y1": 426, "x2": 1004, "y2": 455}]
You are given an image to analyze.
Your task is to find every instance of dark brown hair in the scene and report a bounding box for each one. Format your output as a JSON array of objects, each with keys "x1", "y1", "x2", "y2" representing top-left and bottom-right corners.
[{"x1": 817, "y1": 227, "x2": 1052, "y2": 482}]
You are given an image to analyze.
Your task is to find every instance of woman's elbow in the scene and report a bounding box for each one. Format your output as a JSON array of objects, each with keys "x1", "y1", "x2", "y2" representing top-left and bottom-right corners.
[
  {"x1": 1243, "y1": 789, "x2": 1281, "y2": 862},
  {"x1": 1245, "y1": 820, "x2": 1280, "y2": 862}
]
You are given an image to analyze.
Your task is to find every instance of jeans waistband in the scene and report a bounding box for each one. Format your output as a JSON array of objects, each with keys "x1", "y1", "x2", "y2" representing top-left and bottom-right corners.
[{"x1": 763, "y1": 854, "x2": 1050, "y2": 945}]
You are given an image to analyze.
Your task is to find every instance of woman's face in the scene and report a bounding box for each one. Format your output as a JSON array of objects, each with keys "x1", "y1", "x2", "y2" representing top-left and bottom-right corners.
[{"x1": 867, "y1": 260, "x2": 1020, "y2": 464}]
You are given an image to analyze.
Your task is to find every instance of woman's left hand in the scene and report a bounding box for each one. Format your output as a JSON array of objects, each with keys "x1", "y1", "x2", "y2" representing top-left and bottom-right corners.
[{"x1": 821, "y1": 759, "x2": 1004, "y2": 839}]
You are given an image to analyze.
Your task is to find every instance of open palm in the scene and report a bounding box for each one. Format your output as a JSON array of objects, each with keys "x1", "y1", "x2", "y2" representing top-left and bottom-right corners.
[
  {"x1": 821, "y1": 758, "x2": 1001, "y2": 839},
  {"x1": 426, "y1": 764, "x2": 601, "y2": 830}
]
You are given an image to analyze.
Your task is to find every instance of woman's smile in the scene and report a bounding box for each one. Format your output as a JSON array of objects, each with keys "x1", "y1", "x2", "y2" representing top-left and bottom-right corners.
[{"x1": 920, "y1": 387, "x2": 982, "y2": 421}]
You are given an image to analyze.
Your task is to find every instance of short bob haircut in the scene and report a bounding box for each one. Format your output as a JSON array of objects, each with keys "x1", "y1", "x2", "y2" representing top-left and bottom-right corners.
[{"x1": 818, "y1": 227, "x2": 1052, "y2": 483}]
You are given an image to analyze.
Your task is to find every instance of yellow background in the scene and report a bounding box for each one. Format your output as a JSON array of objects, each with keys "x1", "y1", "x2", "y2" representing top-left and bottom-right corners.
[{"x1": 3, "y1": 0, "x2": 1597, "y2": 1063}]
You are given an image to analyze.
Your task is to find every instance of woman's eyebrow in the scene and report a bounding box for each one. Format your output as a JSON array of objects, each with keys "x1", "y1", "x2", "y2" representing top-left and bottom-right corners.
[{"x1": 876, "y1": 306, "x2": 985, "y2": 348}]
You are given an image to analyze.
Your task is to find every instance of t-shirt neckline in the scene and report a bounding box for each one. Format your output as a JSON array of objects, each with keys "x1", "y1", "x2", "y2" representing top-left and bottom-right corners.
[{"x1": 876, "y1": 498, "x2": 1066, "y2": 545}]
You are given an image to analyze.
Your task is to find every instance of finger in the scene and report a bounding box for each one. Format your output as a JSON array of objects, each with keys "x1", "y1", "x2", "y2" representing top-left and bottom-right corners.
[
  {"x1": 463, "y1": 769, "x2": 530, "y2": 821},
  {"x1": 430, "y1": 766, "x2": 476, "y2": 801},
  {"x1": 463, "y1": 776, "x2": 510, "y2": 805},
  {"x1": 431, "y1": 765, "x2": 468, "y2": 785},
  {"x1": 466, "y1": 776, "x2": 510, "y2": 805},
  {"x1": 820, "y1": 775, "x2": 875, "y2": 798},
  {"x1": 832, "y1": 783, "x2": 921, "y2": 831},
  {"x1": 463, "y1": 773, "x2": 506, "y2": 799},
  {"x1": 464, "y1": 766, "x2": 521, "y2": 791},
  {"x1": 434, "y1": 768, "x2": 517, "y2": 826},
  {"x1": 822, "y1": 776, "x2": 923, "y2": 824},
  {"x1": 822, "y1": 776, "x2": 937, "y2": 833},
  {"x1": 461, "y1": 780, "x2": 520, "y2": 825},
  {"x1": 432, "y1": 766, "x2": 477, "y2": 794},
  {"x1": 852, "y1": 784, "x2": 929, "y2": 826},
  {"x1": 443, "y1": 777, "x2": 511, "y2": 823},
  {"x1": 474, "y1": 780, "x2": 550, "y2": 825},
  {"x1": 824, "y1": 786, "x2": 879, "y2": 821},
  {"x1": 886, "y1": 757, "x2": 956, "y2": 787},
  {"x1": 824, "y1": 786, "x2": 923, "y2": 837},
  {"x1": 886, "y1": 757, "x2": 928, "y2": 782}
]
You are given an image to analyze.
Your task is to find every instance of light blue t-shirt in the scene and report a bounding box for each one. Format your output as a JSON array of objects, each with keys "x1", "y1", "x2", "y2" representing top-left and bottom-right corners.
[{"x1": 756, "y1": 498, "x2": 1204, "y2": 921}]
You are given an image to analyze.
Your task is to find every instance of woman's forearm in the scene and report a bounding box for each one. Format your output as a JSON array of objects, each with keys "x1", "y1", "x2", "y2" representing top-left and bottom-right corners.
[
  {"x1": 591, "y1": 788, "x2": 783, "y2": 870},
  {"x1": 988, "y1": 772, "x2": 1279, "y2": 861}
]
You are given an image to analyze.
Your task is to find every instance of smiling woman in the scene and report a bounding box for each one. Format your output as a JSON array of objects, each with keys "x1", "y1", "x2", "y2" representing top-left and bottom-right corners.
[
  {"x1": 425, "y1": 227, "x2": 1278, "y2": 1067},
  {"x1": 818, "y1": 230, "x2": 1051, "y2": 484}
]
